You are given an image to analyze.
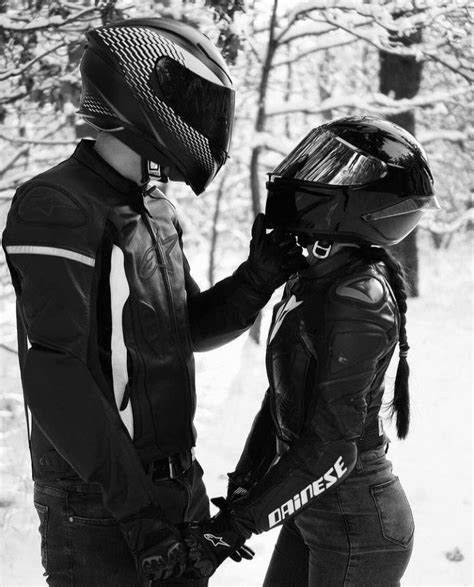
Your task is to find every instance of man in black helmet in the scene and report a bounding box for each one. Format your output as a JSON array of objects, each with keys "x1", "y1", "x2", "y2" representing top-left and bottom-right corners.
[{"x1": 2, "y1": 18, "x2": 305, "y2": 586}]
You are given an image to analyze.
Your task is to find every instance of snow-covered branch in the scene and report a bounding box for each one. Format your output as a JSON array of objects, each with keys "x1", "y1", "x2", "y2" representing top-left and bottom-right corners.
[
  {"x1": 423, "y1": 51, "x2": 473, "y2": 83},
  {"x1": 418, "y1": 128, "x2": 474, "y2": 144},
  {"x1": 0, "y1": 122, "x2": 68, "y2": 178},
  {"x1": 283, "y1": 0, "x2": 471, "y2": 37},
  {"x1": 0, "y1": 133, "x2": 76, "y2": 146},
  {"x1": 0, "y1": 343, "x2": 17, "y2": 355},
  {"x1": 0, "y1": 7, "x2": 99, "y2": 32},
  {"x1": 272, "y1": 2, "x2": 472, "y2": 81},
  {"x1": 0, "y1": 42, "x2": 68, "y2": 81},
  {"x1": 273, "y1": 35, "x2": 356, "y2": 68},
  {"x1": 422, "y1": 208, "x2": 474, "y2": 234},
  {"x1": 265, "y1": 86, "x2": 473, "y2": 118}
]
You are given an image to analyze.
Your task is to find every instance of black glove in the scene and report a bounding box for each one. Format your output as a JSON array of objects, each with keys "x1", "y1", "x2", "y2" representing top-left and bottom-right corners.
[
  {"x1": 183, "y1": 497, "x2": 254, "y2": 578},
  {"x1": 120, "y1": 506, "x2": 187, "y2": 586},
  {"x1": 246, "y1": 213, "x2": 307, "y2": 291}
]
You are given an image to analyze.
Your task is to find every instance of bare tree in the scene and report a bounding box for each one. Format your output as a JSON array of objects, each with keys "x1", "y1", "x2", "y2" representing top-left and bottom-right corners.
[{"x1": 379, "y1": 13, "x2": 423, "y2": 296}]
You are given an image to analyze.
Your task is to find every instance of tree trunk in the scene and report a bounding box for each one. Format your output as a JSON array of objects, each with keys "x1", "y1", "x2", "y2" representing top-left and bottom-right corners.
[
  {"x1": 249, "y1": 0, "x2": 279, "y2": 344},
  {"x1": 318, "y1": 49, "x2": 332, "y2": 121},
  {"x1": 284, "y1": 51, "x2": 293, "y2": 137},
  {"x1": 379, "y1": 19, "x2": 423, "y2": 297},
  {"x1": 208, "y1": 175, "x2": 226, "y2": 286}
]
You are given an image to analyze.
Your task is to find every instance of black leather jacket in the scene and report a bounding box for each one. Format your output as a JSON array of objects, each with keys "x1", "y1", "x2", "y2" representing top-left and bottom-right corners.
[
  {"x1": 2, "y1": 140, "x2": 271, "y2": 520},
  {"x1": 229, "y1": 251, "x2": 399, "y2": 535}
]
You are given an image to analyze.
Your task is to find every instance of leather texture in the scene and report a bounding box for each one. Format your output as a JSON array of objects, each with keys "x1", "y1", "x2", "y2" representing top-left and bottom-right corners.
[
  {"x1": 3, "y1": 140, "x2": 270, "y2": 520},
  {"x1": 230, "y1": 254, "x2": 399, "y2": 534}
]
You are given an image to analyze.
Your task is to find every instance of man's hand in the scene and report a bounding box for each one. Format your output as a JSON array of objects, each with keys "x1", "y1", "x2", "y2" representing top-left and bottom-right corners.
[
  {"x1": 120, "y1": 506, "x2": 187, "y2": 585},
  {"x1": 246, "y1": 213, "x2": 306, "y2": 291},
  {"x1": 183, "y1": 498, "x2": 254, "y2": 578}
]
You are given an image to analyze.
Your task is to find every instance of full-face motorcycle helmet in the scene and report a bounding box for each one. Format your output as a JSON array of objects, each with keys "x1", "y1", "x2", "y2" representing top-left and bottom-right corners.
[
  {"x1": 78, "y1": 18, "x2": 235, "y2": 194},
  {"x1": 265, "y1": 116, "x2": 440, "y2": 246}
]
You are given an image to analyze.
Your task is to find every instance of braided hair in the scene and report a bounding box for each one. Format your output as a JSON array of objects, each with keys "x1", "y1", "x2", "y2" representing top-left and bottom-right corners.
[{"x1": 359, "y1": 246, "x2": 411, "y2": 439}]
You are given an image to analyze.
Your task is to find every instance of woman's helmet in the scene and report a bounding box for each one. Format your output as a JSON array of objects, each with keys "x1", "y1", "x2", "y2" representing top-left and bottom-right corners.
[
  {"x1": 78, "y1": 18, "x2": 235, "y2": 194},
  {"x1": 265, "y1": 116, "x2": 440, "y2": 246}
]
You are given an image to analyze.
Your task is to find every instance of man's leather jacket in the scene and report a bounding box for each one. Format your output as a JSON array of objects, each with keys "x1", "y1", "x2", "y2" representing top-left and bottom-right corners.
[
  {"x1": 2, "y1": 140, "x2": 271, "y2": 521},
  {"x1": 228, "y1": 252, "x2": 400, "y2": 534}
]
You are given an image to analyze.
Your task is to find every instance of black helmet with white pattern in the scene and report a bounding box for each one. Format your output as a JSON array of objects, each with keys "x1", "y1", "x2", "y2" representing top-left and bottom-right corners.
[{"x1": 78, "y1": 18, "x2": 235, "y2": 194}]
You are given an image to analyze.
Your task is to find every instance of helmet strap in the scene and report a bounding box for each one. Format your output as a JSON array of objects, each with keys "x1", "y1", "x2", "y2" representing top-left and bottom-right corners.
[
  {"x1": 141, "y1": 159, "x2": 169, "y2": 185},
  {"x1": 312, "y1": 240, "x2": 332, "y2": 259},
  {"x1": 140, "y1": 157, "x2": 149, "y2": 185}
]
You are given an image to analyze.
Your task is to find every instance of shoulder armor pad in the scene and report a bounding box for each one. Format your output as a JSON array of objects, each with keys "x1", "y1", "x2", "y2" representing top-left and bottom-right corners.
[
  {"x1": 335, "y1": 276, "x2": 384, "y2": 305},
  {"x1": 17, "y1": 184, "x2": 87, "y2": 228}
]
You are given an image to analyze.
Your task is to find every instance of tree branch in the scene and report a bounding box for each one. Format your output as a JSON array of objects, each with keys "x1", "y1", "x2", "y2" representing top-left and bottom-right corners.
[
  {"x1": 0, "y1": 343, "x2": 17, "y2": 355},
  {"x1": 265, "y1": 86, "x2": 473, "y2": 118},
  {"x1": 422, "y1": 208, "x2": 474, "y2": 235},
  {"x1": 0, "y1": 133, "x2": 76, "y2": 146},
  {"x1": 0, "y1": 42, "x2": 69, "y2": 81},
  {"x1": 273, "y1": 36, "x2": 356, "y2": 67},
  {"x1": 418, "y1": 128, "x2": 474, "y2": 143},
  {"x1": 0, "y1": 122, "x2": 68, "y2": 178},
  {"x1": 0, "y1": 6, "x2": 99, "y2": 32},
  {"x1": 423, "y1": 51, "x2": 473, "y2": 83},
  {"x1": 320, "y1": 11, "x2": 473, "y2": 82}
]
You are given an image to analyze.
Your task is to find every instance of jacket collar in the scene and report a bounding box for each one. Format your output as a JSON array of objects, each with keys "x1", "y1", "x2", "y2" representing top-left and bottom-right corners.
[
  {"x1": 298, "y1": 247, "x2": 361, "y2": 281},
  {"x1": 71, "y1": 139, "x2": 140, "y2": 195}
]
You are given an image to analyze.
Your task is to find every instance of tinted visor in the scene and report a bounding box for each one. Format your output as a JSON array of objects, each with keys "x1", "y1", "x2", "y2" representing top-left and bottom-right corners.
[
  {"x1": 265, "y1": 179, "x2": 336, "y2": 231},
  {"x1": 153, "y1": 57, "x2": 235, "y2": 155},
  {"x1": 272, "y1": 129, "x2": 387, "y2": 186}
]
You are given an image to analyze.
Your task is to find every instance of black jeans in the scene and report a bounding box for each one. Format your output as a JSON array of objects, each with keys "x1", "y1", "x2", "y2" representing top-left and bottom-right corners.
[
  {"x1": 263, "y1": 447, "x2": 414, "y2": 587},
  {"x1": 33, "y1": 460, "x2": 209, "y2": 586}
]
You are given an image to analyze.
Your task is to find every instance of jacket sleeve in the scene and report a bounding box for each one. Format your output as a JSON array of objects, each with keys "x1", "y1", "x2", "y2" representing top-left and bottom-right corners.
[
  {"x1": 2, "y1": 184, "x2": 156, "y2": 521},
  {"x1": 230, "y1": 277, "x2": 395, "y2": 536},
  {"x1": 228, "y1": 390, "x2": 277, "y2": 492},
  {"x1": 183, "y1": 251, "x2": 273, "y2": 352}
]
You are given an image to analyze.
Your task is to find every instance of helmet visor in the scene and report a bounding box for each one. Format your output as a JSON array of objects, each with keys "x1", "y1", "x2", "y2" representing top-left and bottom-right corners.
[
  {"x1": 271, "y1": 129, "x2": 387, "y2": 186},
  {"x1": 153, "y1": 57, "x2": 235, "y2": 155}
]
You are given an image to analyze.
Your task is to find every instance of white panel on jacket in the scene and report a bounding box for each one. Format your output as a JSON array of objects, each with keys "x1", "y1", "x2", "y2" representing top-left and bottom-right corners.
[{"x1": 110, "y1": 244, "x2": 134, "y2": 438}]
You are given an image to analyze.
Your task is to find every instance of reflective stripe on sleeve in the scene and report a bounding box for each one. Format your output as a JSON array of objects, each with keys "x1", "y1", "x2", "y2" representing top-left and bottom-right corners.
[{"x1": 6, "y1": 245, "x2": 95, "y2": 267}]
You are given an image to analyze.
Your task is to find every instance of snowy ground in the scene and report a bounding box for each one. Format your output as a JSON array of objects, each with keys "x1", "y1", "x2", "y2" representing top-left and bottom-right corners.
[{"x1": 0, "y1": 232, "x2": 472, "y2": 586}]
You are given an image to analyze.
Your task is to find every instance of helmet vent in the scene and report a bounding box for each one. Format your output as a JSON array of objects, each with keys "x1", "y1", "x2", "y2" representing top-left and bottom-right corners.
[{"x1": 81, "y1": 93, "x2": 115, "y2": 117}]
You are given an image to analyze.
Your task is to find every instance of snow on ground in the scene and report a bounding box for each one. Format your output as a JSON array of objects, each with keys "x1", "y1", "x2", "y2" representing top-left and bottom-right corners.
[{"x1": 0, "y1": 233, "x2": 472, "y2": 586}]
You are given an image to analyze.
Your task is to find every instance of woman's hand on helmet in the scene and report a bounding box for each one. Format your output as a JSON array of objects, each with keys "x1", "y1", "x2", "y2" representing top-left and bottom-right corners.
[{"x1": 247, "y1": 213, "x2": 307, "y2": 290}]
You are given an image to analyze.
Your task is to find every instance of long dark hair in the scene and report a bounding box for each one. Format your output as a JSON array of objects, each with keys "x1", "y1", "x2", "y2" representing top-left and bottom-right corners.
[{"x1": 359, "y1": 246, "x2": 411, "y2": 439}]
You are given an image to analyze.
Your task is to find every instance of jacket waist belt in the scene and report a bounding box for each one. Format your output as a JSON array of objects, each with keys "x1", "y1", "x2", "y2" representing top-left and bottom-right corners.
[{"x1": 143, "y1": 449, "x2": 195, "y2": 481}]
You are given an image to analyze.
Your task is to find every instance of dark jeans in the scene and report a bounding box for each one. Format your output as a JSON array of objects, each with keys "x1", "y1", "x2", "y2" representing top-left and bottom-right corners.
[
  {"x1": 33, "y1": 460, "x2": 209, "y2": 586},
  {"x1": 263, "y1": 447, "x2": 414, "y2": 587}
]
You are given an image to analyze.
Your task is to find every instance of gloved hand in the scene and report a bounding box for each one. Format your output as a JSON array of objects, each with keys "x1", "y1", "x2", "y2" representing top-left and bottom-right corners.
[
  {"x1": 246, "y1": 213, "x2": 306, "y2": 291},
  {"x1": 120, "y1": 506, "x2": 187, "y2": 586},
  {"x1": 183, "y1": 497, "x2": 254, "y2": 578}
]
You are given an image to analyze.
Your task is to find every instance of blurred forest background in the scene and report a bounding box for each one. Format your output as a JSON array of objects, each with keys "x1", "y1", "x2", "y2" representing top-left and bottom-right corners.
[
  {"x1": 0, "y1": 0, "x2": 474, "y2": 584},
  {"x1": 0, "y1": 0, "x2": 472, "y2": 307}
]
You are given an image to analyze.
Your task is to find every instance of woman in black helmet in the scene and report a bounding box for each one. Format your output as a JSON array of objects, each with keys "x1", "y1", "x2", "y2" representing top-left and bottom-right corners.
[{"x1": 182, "y1": 116, "x2": 440, "y2": 585}]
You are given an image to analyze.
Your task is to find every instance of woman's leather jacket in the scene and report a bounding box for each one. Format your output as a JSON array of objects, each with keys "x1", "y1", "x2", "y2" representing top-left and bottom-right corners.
[{"x1": 229, "y1": 252, "x2": 400, "y2": 534}]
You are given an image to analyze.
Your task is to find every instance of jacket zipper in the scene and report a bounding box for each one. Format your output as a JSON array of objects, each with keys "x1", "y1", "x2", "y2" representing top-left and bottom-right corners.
[{"x1": 137, "y1": 187, "x2": 195, "y2": 445}]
